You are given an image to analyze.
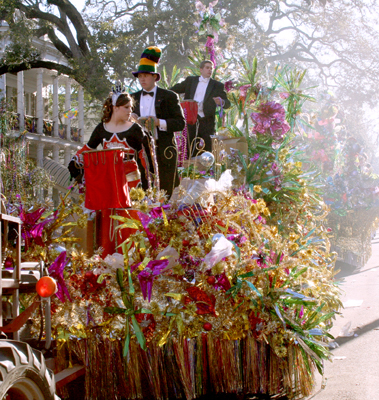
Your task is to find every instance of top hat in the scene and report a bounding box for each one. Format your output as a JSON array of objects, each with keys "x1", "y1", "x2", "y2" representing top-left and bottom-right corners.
[{"x1": 132, "y1": 46, "x2": 161, "y2": 81}]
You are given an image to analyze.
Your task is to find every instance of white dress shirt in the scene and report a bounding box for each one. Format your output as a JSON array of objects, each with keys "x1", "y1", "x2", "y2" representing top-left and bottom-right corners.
[
  {"x1": 139, "y1": 86, "x2": 167, "y2": 135},
  {"x1": 193, "y1": 76, "x2": 210, "y2": 117}
]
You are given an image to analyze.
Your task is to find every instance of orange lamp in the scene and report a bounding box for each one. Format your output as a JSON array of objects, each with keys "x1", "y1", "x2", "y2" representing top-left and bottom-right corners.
[{"x1": 36, "y1": 276, "x2": 58, "y2": 298}]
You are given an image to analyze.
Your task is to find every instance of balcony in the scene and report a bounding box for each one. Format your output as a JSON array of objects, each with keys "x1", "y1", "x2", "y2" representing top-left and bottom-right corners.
[{"x1": 9, "y1": 113, "x2": 81, "y2": 142}]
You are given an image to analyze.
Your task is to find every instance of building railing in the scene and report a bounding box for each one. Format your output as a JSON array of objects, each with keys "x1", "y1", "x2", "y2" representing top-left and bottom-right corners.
[{"x1": 9, "y1": 113, "x2": 81, "y2": 142}]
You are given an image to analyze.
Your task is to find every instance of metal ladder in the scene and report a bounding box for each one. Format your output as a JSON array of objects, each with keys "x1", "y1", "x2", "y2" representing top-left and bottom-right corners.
[{"x1": 0, "y1": 212, "x2": 22, "y2": 340}]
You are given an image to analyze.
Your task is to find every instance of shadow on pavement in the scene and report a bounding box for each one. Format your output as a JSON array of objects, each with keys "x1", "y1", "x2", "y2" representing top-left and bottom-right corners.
[
  {"x1": 333, "y1": 317, "x2": 379, "y2": 347},
  {"x1": 334, "y1": 261, "x2": 379, "y2": 280}
]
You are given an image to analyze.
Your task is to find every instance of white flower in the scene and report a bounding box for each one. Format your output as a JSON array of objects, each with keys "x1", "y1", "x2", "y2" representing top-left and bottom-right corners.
[{"x1": 103, "y1": 253, "x2": 124, "y2": 270}]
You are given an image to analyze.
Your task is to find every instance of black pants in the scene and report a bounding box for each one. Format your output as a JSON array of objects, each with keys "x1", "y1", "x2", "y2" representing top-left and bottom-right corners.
[{"x1": 187, "y1": 116, "x2": 215, "y2": 156}]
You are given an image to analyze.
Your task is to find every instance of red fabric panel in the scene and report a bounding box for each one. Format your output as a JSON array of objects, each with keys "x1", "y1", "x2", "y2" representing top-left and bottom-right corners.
[
  {"x1": 96, "y1": 209, "x2": 140, "y2": 257},
  {"x1": 83, "y1": 149, "x2": 130, "y2": 210},
  {"x1": 181, "y1": 100, "x2": 198, "y2": 125}
]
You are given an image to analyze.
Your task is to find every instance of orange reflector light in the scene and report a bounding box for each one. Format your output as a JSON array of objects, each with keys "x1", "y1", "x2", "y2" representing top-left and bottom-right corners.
[{"x1": 36, "y1": 276, "x2": 58, "y2": 298}]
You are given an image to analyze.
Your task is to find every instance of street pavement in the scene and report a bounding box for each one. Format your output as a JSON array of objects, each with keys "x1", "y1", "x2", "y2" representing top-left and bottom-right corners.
[{"x1": 306, "y1": 236, "x2": 379, "y2": 400}]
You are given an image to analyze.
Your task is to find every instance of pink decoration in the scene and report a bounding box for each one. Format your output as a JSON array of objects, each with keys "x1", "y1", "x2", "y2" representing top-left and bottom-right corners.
[
  {"x1": 19, "y1": 206, "x2": 58, "y2": 250},
  {"x1": 205, "y1": 36, "x2": 216, "y2": 66},
  {"x1": 136, "y1": 212, "x2": 158, "y2": 249},
  {"x1": 48, "y1": 252, "x2": 72, "y2": 303},
  {"x1": 176, "y1": 107, "x2": 189, "y2": 167},
  {"x1": 138, "y1": 259, "x2": 170, "y2": 301},
  {"x1": 251, "y1": 101, "x2": 290, "y2": 139}
]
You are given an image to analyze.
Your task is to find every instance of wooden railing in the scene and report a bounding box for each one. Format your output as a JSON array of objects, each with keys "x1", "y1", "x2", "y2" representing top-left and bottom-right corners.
[{"x1": 8, "y1": 113, "x2": 81, "y2": 142}]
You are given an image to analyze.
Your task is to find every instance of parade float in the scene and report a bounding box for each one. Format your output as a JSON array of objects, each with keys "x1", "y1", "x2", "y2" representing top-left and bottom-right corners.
[
  {"x1": 1, "y1": 54, "x2": 343, "y2": 400},
  {"x1": 0, "y1": 2, "x2": 348, "y2": 398}
]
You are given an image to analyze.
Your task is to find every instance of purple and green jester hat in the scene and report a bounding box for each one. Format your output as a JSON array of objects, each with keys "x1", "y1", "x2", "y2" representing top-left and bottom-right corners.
[{"x1": 132, "y1": 46, "x2": 162, "y2": 81}]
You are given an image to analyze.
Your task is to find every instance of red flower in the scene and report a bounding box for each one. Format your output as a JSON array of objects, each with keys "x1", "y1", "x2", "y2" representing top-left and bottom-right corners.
[{"x1": 186, "y1": 287, "x2": 216, "y2": 316}]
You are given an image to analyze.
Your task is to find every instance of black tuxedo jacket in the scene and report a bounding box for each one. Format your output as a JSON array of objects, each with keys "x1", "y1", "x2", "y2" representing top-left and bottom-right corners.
[
  {"x1": 131, "y1": 87, "x2": 185, "y2": 140},
  {"x1": 170, "y1": 76, "x2": 231, "y2": 119},
  {"x1": 131, "y1": 87, "x2": 185, "y2": 196}
]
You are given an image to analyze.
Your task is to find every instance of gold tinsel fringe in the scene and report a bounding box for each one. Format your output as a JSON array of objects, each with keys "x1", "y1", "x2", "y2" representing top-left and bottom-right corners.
[{"x1": 62, "y1": 334, "x2": 315, "y2": 400}]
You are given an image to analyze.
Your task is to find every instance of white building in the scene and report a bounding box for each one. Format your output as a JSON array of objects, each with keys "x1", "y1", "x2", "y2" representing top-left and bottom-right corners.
[{"x1": 0, "y1": 21, "x2": 88, "y2": 202}]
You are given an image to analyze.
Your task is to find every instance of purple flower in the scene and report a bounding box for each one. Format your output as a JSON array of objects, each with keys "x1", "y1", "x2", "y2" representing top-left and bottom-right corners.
[
  {"x1": 19, "y1": 207, "x2": 58, "y2": 250},
  {"x1": 149, "y1": 204, "x2": 171, "y2": 219},
  {"x1": 251, "y1": 102, "x2": 290, "y2": 138},
  {"x1": 224, "y1": 80, "x2": 234, "y2": 93},
  {"x1": 250, "y1": 154, "x2": 260, "y2": 163},
  {"x1": 19, "y1": 207, "x2": 45, "y2": 226},
  {"x1": 271, "y1": 163, "x2": 279, "y2": 173},
  {"x1": 137, "y1": 212, "x2": 158, "y2": 249},
  {"x1": 205, "y1": 36, "x2": 216, "y2": 65}
]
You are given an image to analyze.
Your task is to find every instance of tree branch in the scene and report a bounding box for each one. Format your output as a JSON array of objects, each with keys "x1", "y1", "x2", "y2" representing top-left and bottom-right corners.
[
  {"x1": 47, "y1": 0, "x2": 90, "y2": 55},
  {"x1": 16, "y1": 2, "x2": 66, "y2": 31},
  {"x1": 44, "y1": 26, "x2": 74, "y2": 59},
  {"x1": 0, "y1": 60, "x2": 73, "y2": 76}
]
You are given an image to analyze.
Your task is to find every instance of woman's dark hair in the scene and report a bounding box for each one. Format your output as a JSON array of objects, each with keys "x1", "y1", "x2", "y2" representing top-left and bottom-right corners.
[{"x1": 102, "y1": 92, "x2": 133, "y2": 123}]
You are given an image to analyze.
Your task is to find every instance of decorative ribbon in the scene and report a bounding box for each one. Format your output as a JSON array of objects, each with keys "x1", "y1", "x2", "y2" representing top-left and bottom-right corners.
[
  {"x1": 137, "y1": 259, "x2": 170, "y2": 302},
  {"x1": 217, "y1": 96, "x2": 223, "y2": 119},
  {"x1": 176, "y1": 107, "x2": 188, "y2": 167}
]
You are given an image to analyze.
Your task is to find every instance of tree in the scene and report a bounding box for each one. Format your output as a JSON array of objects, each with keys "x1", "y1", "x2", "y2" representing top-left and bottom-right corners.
[
  {"x1": 83, "y1": 0, "x2": 379, "y2": 111},
  {"x1": 1, "y1": 0, "x2": 379, "y2": 111},
  {"x1": 217, "y1": 0, "x2": 379, "y2": 109},
  {"x1": 0, "y1": 0, "x2": 110, "y2": 99}
]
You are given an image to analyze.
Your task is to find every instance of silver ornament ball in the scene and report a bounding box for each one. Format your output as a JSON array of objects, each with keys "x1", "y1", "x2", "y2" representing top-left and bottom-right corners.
[
  {"x1": 200, "y1": 151, "x2": 215, "y2": 169},
  {"x1": 212, "y1": 233, "x2": 224, "y2": 245}
]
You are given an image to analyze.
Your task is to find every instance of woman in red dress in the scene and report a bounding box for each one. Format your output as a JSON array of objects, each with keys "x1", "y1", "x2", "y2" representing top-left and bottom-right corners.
[
  {"x1": 68, "y1": 91, "x2": 151, "y2": 189},
  {"x1": 68, "y1": 91, "x2": 152, "y2": 256}
]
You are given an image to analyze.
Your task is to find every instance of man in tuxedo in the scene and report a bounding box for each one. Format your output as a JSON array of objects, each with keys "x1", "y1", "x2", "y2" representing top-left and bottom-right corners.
[
  {"x1": 170, "y1": 60, "x2": 231, "y2": 154},
  {"x1": 131, "y1": 46, "x2": 185, "y2": 197}
]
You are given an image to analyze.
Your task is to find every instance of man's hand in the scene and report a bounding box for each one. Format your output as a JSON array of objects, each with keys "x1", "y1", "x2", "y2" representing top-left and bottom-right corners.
[
  {"x1": 151, "y1": 116, "x2": 160, "y2": 127},
  {"x1": 213, "y1": 97, "x2": 223, "y2": 106},
  {"x1": 144, "y1": 116, "x2": 160, "y2": 129}
]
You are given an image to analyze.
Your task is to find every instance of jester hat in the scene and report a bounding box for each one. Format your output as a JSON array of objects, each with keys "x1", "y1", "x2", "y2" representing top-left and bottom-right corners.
[{"x1": 132, "y1": 46, "x2": 161, "y2": 81}]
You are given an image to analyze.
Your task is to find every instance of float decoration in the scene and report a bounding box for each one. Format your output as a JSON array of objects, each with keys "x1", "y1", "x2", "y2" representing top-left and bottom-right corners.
[
  {"x1": 194, "y1": 0, "x2": 225, "y2": 65},
  {"x1": 8, "y1": 60, "x2": 342, "y2": 399},
  {"x1": 0, "y1": 24, "x2": 351, "y2": 398}
]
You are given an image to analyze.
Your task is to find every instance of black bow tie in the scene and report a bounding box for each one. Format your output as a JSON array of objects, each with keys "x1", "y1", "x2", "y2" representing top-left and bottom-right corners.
[{"x1": 142, "y1": 91, "x2": 154, "y2": 97}]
